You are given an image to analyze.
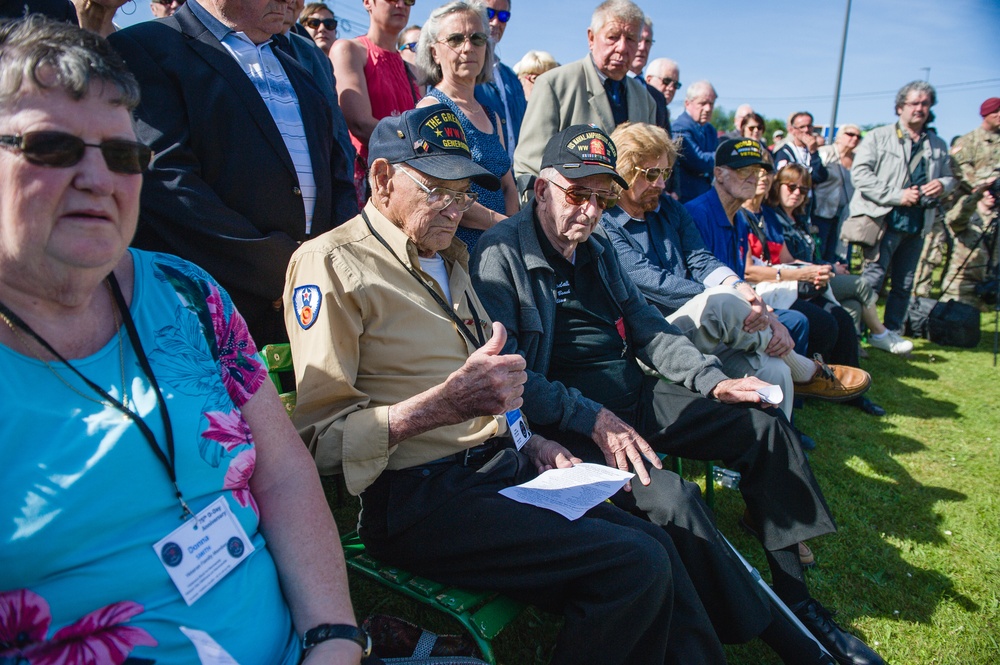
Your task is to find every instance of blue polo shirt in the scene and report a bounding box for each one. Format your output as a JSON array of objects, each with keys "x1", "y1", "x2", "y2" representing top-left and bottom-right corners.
[{"x1": 684, "y1": 188, "x2": 750, "y2": 279}]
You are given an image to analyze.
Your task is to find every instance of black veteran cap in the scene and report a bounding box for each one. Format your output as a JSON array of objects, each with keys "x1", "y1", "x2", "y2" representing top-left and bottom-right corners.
[
  {"x1": 540, "y1": 124, "x2": 629, "y2": 188},
  {"x1": 715, "y1": 138, "x2": 774, "y2": 172},
  {"x1": 368, "y1": 104, "x2": 501, "y2": 190}
]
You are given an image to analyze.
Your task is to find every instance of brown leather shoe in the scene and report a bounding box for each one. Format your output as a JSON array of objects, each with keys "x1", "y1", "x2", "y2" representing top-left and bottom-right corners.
[
  {"x1": 794, "y1": 355, "x2": 871, "y2": 402},
  {"x1": 798, "y1": 541, "x2": 816, "y2": 568}
]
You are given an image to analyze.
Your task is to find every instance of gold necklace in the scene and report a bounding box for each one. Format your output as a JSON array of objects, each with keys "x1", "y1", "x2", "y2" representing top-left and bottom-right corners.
[{"x1": 0, "y1": 280, "x2": 129, "y2": 410}]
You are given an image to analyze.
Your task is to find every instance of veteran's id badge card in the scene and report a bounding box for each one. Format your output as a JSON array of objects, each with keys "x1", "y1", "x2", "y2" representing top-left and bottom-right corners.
[
  {"x1": 154, "y1": 497, "x2": 255, "y2": 606},
  {"x1": 506, "y1": 409, "x2": 532, "y2": 450}
]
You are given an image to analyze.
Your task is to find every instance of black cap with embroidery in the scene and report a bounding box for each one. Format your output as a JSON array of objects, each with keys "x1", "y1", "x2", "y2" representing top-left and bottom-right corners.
[
  {"x1": 367, "y1": 104, "x2": 500, "y2": 190},
  {"x1": 715, "y1": 138, "x2": 774, "y2": 172},
  {"x1": 539, "y1": 124, "x2": 629, "y2": 188}
]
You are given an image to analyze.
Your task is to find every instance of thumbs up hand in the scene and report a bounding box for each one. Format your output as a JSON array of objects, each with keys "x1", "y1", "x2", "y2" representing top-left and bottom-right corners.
[{"x1": 441, "y1": 322, "x2": 527, "y2": 421}]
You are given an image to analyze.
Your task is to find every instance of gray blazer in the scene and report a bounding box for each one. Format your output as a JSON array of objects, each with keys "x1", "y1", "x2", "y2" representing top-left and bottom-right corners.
[
  {"x1": 513, "y1": 56, "x2": 657, "y2": 179},
  {"x1": 849, "y1": 122, "x2": 955, "y2": 233}
]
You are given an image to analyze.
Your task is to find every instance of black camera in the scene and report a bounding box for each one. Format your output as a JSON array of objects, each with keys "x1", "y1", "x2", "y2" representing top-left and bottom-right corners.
[{"x1": 917, "y1": 194, "x2": 938, "y2": 209}]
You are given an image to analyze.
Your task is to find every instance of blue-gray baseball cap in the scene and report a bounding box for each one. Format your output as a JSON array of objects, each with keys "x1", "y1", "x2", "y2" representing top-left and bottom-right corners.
[{"x1": 367, "y1": 104, "x2": 501, "y2": 190}]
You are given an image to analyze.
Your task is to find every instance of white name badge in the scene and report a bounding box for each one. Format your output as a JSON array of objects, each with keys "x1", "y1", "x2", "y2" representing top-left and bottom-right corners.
[
  {"x1": 506, "y1": 409, "x2": 532, "y2": 450},
  {"x1": 153, "y1": 496, "x2": 255, "y2": 606}
]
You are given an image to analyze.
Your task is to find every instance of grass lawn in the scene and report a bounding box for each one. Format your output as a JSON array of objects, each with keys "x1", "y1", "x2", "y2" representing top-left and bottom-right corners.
[{"x1": 328, "y1": 312, "x2": 1000, "y2": 664}]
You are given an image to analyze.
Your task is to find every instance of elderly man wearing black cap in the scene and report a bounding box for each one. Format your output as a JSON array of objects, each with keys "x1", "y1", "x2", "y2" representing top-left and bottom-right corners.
[
  {"x1": 284, "y1": 104, "x2": 726, "y2": 665},
  {"x1": 472, "y1": 125, "x2": 886, "y2": 665}
]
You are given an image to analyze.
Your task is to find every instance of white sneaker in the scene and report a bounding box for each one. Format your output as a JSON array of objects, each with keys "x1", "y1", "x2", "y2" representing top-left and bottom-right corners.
[{"x1": 868, "y1": 330, "x2": 914, "y2": 354}]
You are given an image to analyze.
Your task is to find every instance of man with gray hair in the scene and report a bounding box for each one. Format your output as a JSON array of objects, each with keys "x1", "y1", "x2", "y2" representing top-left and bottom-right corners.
[
  {"x1": 850, "y1": 80, "x2": 956, "y2": 332},
  {"x1": 512, "y1": 0, "x2": 655, "y2": 185},
  {"x1": 724, "y1": 103, "x2": 755, "y2": 140},
  {"x1": 672, "y1": 80, "x2": 718, "y2": 202},
  {"x1": 645, "y1": 57, "x2": 681, "y2": 137}
]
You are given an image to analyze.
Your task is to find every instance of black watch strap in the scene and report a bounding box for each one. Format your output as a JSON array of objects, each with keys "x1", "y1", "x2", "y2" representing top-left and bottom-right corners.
[{"x1": 302, "y1": 623, "x2": 372, "y2": 656}]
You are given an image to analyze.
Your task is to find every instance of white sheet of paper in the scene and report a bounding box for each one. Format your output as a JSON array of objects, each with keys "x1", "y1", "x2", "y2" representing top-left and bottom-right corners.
[
  {"x1": 498, "y1": 463, "x2": 634, "y2": 521},
  {"x1": 756, "y1": 384, "x2": 783, "y2": 405},
  {"x1": 180, "y1": 626, "x2": 240, "y2": 665}
]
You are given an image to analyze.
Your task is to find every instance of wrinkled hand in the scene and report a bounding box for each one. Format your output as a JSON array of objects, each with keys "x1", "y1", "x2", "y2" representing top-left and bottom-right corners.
[
  {"x1": 764, "y1": 317, "x2": 794, "y2": 357},
  {"x1": 735, "y1": 281, "x2": 769, "y2": 333},
  {"x1": 522, "y1": 434, "x2": 582, "y2": 474},
  {"x1": 710, "y1": 376, "x2": 774, "y2": 407},
  {"x1": 441, "y1": 322, "x2": 527, "y2": 421},
  {"x1": 801, "y1": 132, "x2": 819, "y2": 152},
  {"x1": 833, "y1": 261, "x2": 850, "y2": 276},
  {"x1": 591, "y1": 408, "x2": 661, "y2": 491},
  {"x1": 921, "y1": 179, "x2": 944, "y2": 199},
  {"x1": 899, "y1": 185, "x2": 922, "y2": 207}
]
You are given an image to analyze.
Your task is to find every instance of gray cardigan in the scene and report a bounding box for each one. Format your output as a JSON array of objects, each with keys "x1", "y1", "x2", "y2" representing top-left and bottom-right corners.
[{"x1": 470, "y1": 201, "x2": 729, "y2": 438}]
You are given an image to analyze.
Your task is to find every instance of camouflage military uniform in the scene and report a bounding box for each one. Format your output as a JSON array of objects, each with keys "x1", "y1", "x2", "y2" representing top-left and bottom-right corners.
[{"x1": 915, "y1": 126, "x2": 1000, "y2": 303}]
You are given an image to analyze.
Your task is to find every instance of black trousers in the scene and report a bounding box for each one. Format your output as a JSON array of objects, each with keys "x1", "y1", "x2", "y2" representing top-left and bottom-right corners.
[
  {"x1": 359, "y1": 449, "x2": 725, "y2": 665},
  {"x1": 542, "y1": 378, "x2": 837, "y2": 642},
  {"x1": 790, "y1": 297, "x2": 859, "y2": 367}
]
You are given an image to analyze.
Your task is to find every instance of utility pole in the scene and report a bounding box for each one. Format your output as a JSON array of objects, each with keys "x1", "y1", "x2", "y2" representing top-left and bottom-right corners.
[
  {"x1": 827, "y1": 0, "x2": 852, "y2": 142},
  {"x1": 921, "y1": 67, "x2": 931, "y2": 81}
]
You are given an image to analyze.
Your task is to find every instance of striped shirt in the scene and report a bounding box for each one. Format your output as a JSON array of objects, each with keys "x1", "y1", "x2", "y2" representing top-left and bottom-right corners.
[{"x1": 188, "y1": 0, "x2": 316, "y2": 232}]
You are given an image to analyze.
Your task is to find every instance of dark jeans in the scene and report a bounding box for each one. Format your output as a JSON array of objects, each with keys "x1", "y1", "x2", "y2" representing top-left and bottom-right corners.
[
  {"x1": 359, "y1": 449, "x2": 725, "y2": 665},
  {"x1": 790, "y1": 297, "x2": 860, "y2": 367},
  {"x1": 861, "y1": 227, "x2": 925, "y2": 331},
  {"x1": 813, "y1": 214, "x2": 844, "y2": 263}
]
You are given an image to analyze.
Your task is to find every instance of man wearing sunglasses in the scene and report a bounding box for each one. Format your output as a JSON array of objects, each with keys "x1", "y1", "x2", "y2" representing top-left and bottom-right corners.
[
  {"x1": 474, "y1": 125, "x2": 883, "y2": 665},
  {"x1": 286, "y1": 106, "x2": 724, "y2": 665},
  {"x1": 109, "y1": 0, "x2": 358, "y2": 345},
  {"x1": 470, "y1": 0, "x2": 525, "y2": 164},
  {"x1": 512, "y1": 0, "x2": 656, "y2": 188},
  {"x1": 472, "y1": 125, "x2": 881, "y2": 665}
]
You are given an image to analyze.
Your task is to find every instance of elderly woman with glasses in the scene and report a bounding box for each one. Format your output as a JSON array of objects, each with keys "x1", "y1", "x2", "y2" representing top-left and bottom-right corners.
[
  {"x1": 331, "y1": 0, "x2": 422, "y2": 209},
  {"x1": 298, "y1": 2, "x2": 339, "y2": 55},
  {"x1": 812, "y1": 125, "x2": 862, "y2": 262},
  {"x1": 0, "y1": 18, "x2": 362, "y2": 665},
  {"x1": 415, "y1": 0, "x2": 519, "y2": 250}
]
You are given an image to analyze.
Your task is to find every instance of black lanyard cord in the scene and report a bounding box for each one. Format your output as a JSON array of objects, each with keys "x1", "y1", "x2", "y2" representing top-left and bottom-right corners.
[
  {"x1": 361, "y1": 209, "x2": 487, "y2": 349},
  {"x1": 0, "y1": 276, "x2": 193, "y2": 521}
]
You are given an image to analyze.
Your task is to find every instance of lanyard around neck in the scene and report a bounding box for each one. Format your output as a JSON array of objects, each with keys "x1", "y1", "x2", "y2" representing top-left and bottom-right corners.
[
  {"x1": 0, "y1": 275, "x2": 193, "y2": 522},
  {"x1": 361, "y1": 210, "x2": 487, "y2": 349}
]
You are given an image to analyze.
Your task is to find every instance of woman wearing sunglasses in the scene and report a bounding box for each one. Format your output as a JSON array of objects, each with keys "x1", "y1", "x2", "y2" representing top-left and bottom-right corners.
[
  {"x1": 331, "y1": 0, "x2": 422, "y2": 209},
  {"x1": 298, "y1": 2, "x2": 338, "y2": 55},
  {"x1": 740, "y1": 112, "x2": 768, "y2": 145},
  {"x1": 415, "y1": 0, "x2": 519, "y2": 250},
  {"x1": 813, "y1": 124, "x2": 862, "y2": 263},
  {"x1": 0, "y1": 18, "x2": 363, "y2": 665}
]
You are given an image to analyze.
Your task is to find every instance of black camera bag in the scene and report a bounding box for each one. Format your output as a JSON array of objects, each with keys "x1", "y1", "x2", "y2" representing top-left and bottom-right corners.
[{"x1": 928, "y1": 299, "x2": 981, "y2": 348}]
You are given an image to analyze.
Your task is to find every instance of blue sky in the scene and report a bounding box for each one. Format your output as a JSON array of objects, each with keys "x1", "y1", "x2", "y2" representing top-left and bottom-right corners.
[{"x1": 118, "y1": 0, "x2": 999, "y2": 141}]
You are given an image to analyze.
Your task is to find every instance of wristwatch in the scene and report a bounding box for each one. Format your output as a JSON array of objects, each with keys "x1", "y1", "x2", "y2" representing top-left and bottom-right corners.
[{"x1": 302, "y1": 624, "x2": 372, "y2": 657}]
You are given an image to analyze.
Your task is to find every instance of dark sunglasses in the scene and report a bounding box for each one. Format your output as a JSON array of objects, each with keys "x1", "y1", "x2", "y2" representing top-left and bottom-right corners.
[
  {"x1": 657, "y1": 77, "x2": 681, "y2": 89},
  {"x1": 440, "y1": 32, "x2": 489, "y2": 48},
  {"x1": 486, "y1": 7, "x2": 511, "y2": 22},
  {"x1": 842, "y1": 131, "x2": 861, "y2": 138},
  {"x1": 783, "y1": 183, "x2": 809, "y2": 194},
  {"x1": 633, "y1": 165, "x2": 671, "y2": 184},
  {"x1": 0, "y1": 131, "x2": 151, "y2": 174},
  {"x1": 548, "y1": 180, "x2": 619, "y2": 210},
  {"x1": 304, "y1": 17, "x2": 338, "y2": 31},
  {"x1": 398, "y1": 41, "x2": 417, "y2": 52},
  {"x1": 396, "y1": 0, "x2": 416, "y2": 6},
  {"x1": 151, "y1": 0, "x2": 184, "y2": 5}
]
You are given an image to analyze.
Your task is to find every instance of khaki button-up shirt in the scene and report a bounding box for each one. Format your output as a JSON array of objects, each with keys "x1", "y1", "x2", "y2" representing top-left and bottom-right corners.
[{"x1": 284, "y1": 203, "x2": 505, "y2": 495}]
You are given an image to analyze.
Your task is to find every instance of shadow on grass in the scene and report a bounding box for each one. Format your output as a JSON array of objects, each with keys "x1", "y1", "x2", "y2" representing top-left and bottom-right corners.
[{"x1": 793, "y1": 396, "x2": 978, "y2": 627}]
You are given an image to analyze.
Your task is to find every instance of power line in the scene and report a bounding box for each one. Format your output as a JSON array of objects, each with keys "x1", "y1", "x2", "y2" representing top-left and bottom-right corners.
[{"x1": 725, "y1": 78, "x2": 1000, "y2": 104}]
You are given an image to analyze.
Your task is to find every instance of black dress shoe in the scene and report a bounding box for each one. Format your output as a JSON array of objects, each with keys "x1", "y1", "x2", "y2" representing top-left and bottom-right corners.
[
  {"x1": 850, "y1": 396, "x2": 886, "y2": 417},
  {"x1": 794, "y1": 598, "x2": 886, "y2": 665}
]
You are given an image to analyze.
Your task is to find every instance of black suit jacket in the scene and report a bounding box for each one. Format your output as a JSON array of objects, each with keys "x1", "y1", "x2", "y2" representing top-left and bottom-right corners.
[{"x1": 108, "y1": 6, "x2": 358, "y2": 343}]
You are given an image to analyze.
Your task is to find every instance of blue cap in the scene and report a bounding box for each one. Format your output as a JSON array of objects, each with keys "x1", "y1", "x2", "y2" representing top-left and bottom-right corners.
[{"x1": 367, "y1": 104, "x2": 501, "y2": 190}]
